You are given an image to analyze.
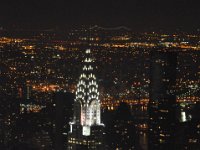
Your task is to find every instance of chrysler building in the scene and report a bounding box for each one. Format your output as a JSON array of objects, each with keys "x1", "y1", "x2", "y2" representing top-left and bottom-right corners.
[{"x1": 68, "y1": 49, "x2": 104, "y2": 150}]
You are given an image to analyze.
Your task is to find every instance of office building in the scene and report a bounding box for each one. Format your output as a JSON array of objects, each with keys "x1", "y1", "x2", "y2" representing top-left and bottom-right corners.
[
  {"x1": 68, "y1": 49, "x2": 104, "y2": 150},
  {"x1": 148, "y1": 51, "x2": 177, "y2": 150}
]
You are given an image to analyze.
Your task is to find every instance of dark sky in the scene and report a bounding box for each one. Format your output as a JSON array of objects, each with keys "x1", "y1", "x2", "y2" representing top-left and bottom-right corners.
[{"x1": 0, "y1": 0, "x2": 199, "y2": 30}]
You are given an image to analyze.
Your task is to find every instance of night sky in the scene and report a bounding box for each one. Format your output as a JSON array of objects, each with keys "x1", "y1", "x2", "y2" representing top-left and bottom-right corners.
[{"x1": 0, "y1": 0, "x2": 199, "y2": 30}]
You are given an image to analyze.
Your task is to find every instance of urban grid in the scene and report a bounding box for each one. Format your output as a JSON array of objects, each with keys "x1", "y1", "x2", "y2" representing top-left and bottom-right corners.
[{"x1": 0, "y1": 0, "x2": 200, "y2": 150}]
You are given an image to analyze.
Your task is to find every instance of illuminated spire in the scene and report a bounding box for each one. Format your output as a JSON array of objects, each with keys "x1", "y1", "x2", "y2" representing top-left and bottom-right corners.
[{"x1": 74, "y1": 49, "x2": 101, "y2": 131}]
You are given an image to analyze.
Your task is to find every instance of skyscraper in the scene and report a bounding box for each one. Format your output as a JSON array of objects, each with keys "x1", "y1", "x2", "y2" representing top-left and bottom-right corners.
[
  {"x1": 68, "y1": 49, "x2": 104, "y2": 150},
  {"x1": 106, "y1": 102, "x2": 139, "y2": 150},
  {"x1": 54, "y1": 91, "x2": 74, "y2": 150},
  {"x1": 148, "y1": 51, "x2": 177, "y2": 150}
]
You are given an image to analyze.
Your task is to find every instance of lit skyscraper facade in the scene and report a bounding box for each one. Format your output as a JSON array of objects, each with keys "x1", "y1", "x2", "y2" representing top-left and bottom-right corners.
[{"x1": 68, "y1": 49, "x2": 104, "y2": 150}]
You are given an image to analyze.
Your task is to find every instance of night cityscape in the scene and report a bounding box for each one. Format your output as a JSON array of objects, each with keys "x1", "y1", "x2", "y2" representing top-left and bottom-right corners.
[{"x1": 0, "y1": 0, "x2": 200, "y2": 150}]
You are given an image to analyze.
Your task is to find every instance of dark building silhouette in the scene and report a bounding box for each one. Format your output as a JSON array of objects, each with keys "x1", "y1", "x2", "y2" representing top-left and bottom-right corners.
[
  {"x1": 105, "y1": 102, "x2": 139, "y2": 150},
  {"x1": 148, "y1": 51, "x2": 177, "y2": 150},
  {"x1": 14, "y1": 112, "x2": 52, "y2": 150},
  {"x1": 53, "y1": 91, "x2": 74, "y2": 150},
  {"x1": 0, "y1": 92, "x2": 74, "y2": 150}
]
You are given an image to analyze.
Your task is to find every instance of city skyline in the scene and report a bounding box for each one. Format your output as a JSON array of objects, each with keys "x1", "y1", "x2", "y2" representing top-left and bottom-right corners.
[
  {"x1": 0, "y1": 26, "x2": 199, "y2": 149},
  {"x1": 0, "y1": 1, "x2": 200, "y2": 149}
]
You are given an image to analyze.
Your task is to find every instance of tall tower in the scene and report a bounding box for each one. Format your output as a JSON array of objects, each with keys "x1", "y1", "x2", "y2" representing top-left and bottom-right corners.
[
  {"x1": 148, "y1": 51, "x2": 177, "y2": 150},
  {"x1": 68, "y1": 49, "x2": 104, "y2": 150},
  {"x1": 54, "y1": 91, "x2": 74, "y2": 150}
]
